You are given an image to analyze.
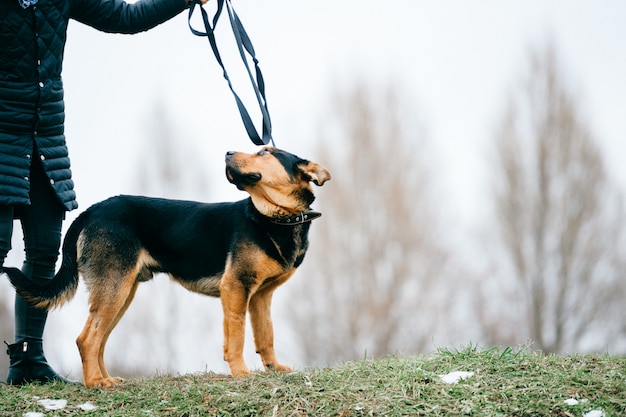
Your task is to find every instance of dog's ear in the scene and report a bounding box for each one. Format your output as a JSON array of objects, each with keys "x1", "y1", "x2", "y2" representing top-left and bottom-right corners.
[{"x1": 299, "y1": 162, "x2": 331, "y2": 186}]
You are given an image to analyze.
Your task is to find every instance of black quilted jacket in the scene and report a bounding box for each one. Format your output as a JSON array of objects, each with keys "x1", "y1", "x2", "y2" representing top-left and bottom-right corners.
[{"x1": 0, "y1": 0, "x2": 187, "y2": 210}]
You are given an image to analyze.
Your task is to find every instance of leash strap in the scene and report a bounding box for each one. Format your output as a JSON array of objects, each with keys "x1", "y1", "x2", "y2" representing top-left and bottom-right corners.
[{"x1": 188, "y1": 0, "x2": 274, "y2": 146}]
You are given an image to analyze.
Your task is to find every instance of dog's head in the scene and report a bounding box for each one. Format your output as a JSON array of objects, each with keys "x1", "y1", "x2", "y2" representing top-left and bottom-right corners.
[{"x1": 225, "y1": 147, "x2": 330, "y2": 217}]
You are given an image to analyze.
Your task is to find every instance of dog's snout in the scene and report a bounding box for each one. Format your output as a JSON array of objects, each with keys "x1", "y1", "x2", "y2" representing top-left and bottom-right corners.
[{"x1": 226, "y1": 151, "x2": 236, "y2": 158}]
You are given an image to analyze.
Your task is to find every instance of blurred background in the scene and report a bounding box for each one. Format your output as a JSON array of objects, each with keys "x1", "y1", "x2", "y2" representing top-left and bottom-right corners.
[{"x1": 1, "y1": 0, "x2": 626, "y2": 380}]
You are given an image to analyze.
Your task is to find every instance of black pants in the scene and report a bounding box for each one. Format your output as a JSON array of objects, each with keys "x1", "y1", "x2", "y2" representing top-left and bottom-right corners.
[{"x1": 0, "y1": 155, "x2": 64, "y2": 341}]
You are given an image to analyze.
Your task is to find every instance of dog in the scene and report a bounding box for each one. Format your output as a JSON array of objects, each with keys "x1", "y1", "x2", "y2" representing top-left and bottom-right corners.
[{"x1": 4, "y1": 147, "x2": 330, "y2": 387}]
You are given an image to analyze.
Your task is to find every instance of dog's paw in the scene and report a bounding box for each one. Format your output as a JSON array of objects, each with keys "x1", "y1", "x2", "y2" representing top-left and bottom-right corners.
[
  {"x1": 109, "y1": 376, "x2": 125, "y2": 385},
  {"x1": 86, "y1": 376, "x2": 125, "y2": 388},
  {"x1": 266, "y1": 363, "x2": 293, "y2": 373},
  {"x1": 232, "y1": 369, "x2": 252, "y2": 379}
]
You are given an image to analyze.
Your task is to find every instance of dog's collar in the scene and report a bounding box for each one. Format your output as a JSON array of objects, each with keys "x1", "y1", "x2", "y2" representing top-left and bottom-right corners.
[{"x1": 270, "y1": 211, "x2": 322, "y2": 226}]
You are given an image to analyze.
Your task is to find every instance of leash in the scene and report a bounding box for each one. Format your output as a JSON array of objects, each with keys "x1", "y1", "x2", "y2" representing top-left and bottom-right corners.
[{"x1": 188, "y1": 0, "x2": 274, "y2": 147}]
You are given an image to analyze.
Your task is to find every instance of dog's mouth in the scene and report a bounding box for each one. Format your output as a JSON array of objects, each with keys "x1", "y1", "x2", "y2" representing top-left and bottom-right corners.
[
  {"x1": 225, "y1": 167, "x2": 235, "y2": 183},
  {"x1": 225, "y1": 166, "x2": 262, "y2": 190}
]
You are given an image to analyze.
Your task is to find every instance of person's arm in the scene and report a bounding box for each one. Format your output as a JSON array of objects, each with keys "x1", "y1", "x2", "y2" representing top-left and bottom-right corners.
[{"x1": 70, "y1": 0, "x2": 191, "y2": 34}]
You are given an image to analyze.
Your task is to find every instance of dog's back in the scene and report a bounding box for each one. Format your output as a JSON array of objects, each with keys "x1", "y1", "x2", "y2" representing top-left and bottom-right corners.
[{"x1": 80, "y1": 196, "x2": 241, "y2": 286}]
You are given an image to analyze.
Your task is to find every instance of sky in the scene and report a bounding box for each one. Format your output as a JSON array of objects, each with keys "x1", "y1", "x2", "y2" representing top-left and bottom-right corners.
[{"x1": 3, "y1": 0, "x2": 626, "y2": 377}]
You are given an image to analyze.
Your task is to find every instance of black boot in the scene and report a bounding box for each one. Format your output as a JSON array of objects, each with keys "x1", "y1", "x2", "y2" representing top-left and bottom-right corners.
[
  {"x1": 5, "y1": 338, "x2": 74, "y2": 385},
  {"x1": 6, "y1": 294, "x2": 75, "y2": 385}
]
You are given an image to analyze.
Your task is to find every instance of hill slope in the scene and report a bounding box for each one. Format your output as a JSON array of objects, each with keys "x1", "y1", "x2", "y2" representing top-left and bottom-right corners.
[{"x1": 1, "y1": 346, "x2": 624, "y2": 416}]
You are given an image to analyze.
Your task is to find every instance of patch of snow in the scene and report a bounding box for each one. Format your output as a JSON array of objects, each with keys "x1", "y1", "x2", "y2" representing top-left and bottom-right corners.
[
  {"x1": 583, "y1": 410, "x2": 605, "y2": 417},
  {"x1": 37, "y1": 399, "x2": 67, "y2": 410},
  {"x1": 564, "y1": 398, "x2": 589, "y2": 406},
  {"x1": 440, "y1": 371, "x2": 474, "y2": 384},
  {"x1": 77, "y1": 402, "x2": 98, "y2": 411},
  {"x1": 24, "y1": 413, "x2": 44, "y2": 417}
]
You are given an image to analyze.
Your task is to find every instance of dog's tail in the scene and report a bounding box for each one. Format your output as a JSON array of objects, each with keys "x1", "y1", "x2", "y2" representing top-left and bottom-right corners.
[{"x1": 3, "y1": 209, "x2": 90, "y2": 310}]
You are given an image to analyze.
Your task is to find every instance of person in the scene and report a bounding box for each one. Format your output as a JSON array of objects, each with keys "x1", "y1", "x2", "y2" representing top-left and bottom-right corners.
[{"x1": 0, "y1": 0, "x2": 206, "y2": 385}]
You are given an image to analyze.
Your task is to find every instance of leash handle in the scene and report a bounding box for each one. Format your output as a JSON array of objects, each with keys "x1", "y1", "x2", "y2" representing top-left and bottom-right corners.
[{"x1": 188, "y1": 0, "x2": 274, "y2": 147}]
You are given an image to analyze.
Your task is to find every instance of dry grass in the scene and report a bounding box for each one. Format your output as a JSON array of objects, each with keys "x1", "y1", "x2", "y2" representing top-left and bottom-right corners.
[{"x1": 1, "y1": 346, "x2": 624, "y2": 416}]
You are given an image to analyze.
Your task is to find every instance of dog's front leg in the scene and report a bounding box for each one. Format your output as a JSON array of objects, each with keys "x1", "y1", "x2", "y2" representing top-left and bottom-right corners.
[
  {"x1": 249, "y1": 287, "x2": 293, "y2": 373},
  {"x1": 220, "y1": 274, "x2": 250, "y2": 377}
]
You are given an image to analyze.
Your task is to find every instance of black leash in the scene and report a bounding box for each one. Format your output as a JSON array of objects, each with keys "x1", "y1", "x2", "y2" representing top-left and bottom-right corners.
[{"x1": 188, "y1": 0, "x2": 274, "y2": 146}]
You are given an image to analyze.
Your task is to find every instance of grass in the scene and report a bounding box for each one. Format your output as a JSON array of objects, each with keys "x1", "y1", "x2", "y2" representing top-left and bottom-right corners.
[{"x1": 0, "y1": 346, "x2": 624, "y2": 416}]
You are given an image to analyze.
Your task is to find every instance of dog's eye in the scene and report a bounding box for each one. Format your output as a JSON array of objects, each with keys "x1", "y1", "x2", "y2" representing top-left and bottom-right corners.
[{"x1": 257, "y1": 149, "x2": 270, "y2": 156}]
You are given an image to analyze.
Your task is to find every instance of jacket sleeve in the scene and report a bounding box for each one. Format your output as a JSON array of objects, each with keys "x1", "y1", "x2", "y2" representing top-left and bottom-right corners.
[{"x1": 70, "y1": 0, "x2": 189, "y2": 34}]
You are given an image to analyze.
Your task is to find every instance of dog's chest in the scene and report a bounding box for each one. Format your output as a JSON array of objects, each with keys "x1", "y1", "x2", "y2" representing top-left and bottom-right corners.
[{"x1": 266, "y1": 226, "x2": 309, "y2": 268}]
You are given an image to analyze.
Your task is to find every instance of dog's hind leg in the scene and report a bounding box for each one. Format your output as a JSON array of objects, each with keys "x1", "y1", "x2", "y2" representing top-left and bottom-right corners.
[
  {"x1": 249, "y1": 277, "x2": 294, "y2": 373},
  {"x1": 76, "y1": 273, "x2": 138, "y2": 388},
  {"x1": 97, "y1": 280, "x2": 139, "y2": 382}
]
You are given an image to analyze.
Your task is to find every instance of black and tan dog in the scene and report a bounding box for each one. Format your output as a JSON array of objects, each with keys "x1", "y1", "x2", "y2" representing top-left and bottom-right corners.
[{"x1": 4, "y1": 147, "x2": 330, "y2": 387}]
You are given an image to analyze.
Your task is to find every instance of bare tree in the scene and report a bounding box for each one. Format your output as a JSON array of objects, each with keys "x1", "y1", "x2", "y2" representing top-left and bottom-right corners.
[
  {"x1": 482, "y1": 45, "x2": 626, "y2": 353},
  {"x1": 285, "y1": 82, "x2": 459, "y2": 366}
]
